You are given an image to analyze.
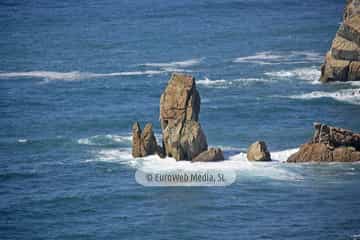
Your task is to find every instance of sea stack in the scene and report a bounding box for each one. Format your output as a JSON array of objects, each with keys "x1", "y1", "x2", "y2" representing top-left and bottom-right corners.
[
  {"x1": 131, "y1": 122, "x2": 162, "y2": 158},
  {"x1": 160, "y1": 73, "x2": 209, "y2": 160},
  {"x1": 287, "y1": 123, "x2": 360, "y2": 162},
  {"x1": 132, "y1": 73, "x2": 224, "y2": 162},
  {"x1": 320, "y1": 0, "x2": 360, "y2": 82}
]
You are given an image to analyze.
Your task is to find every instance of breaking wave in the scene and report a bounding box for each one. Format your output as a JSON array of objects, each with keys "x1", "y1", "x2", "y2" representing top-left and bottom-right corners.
[
  {"x1": 140, "y1": 58, "x2": 203, "y2": 68},
  {"x1": 233, "y1": 51, "x2": 322, "y2": 65},
  {"x1": 77, "y1": 134, "x2": 132, "y2": 146},
  {"x1": 197, "y1": 77, "x2": 272, "y2": 87},
  {"x1": 288, "y1": 88, "x2": 360, "y2": 105},
  {"x1": 86, "y1": 147, "x2": 302, "y2": 181},
  {"x1": 265, "y1": 66, "x2": 321, "y2": 83},
  {"x1": 0, "y1": 70, "x2": 165, "y2": 81}
]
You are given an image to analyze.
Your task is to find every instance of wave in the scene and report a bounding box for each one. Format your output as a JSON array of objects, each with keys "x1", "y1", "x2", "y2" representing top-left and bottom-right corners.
[
  {"x1": 87, "y1": 147, "x2": 302, "y2": 181},
  {"x1": 140, "y1": 58, "x2": 203, "y2": 68},
  {"x1": 0, "y1": 70, "x2": 165, "y2": 81},
  {"x1": 233, "y1": 51, "x2": 323, "y2": 65},
  {"x1": 288, "y1": 88, "x2": 360, "y2": 105},
  {"x1": 196, "y1": 77, "x2": 271, "y2": 88},
  {"x1": 265, "y1": 66, "x2": 321, "y2": 83},
  {"x1": 78, "y1": 134, "x2": 132, "y2": 146}
]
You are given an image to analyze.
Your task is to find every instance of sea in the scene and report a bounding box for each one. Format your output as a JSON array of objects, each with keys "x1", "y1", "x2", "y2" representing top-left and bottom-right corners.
[{"x1": 1, "y1": 0, "x2": 360, "y2": 239}]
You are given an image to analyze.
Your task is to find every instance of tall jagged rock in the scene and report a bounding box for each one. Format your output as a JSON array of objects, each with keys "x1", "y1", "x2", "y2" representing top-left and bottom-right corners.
[
  {"x1": 160, "y1": 73, "x2": 208, "y2": 160},
  {"x1": 287, "y1": 123, "x2": 360, "y2": 162},
  {"x1": 132, "y1": 122, "x2": 143, "y2": 158},
  {"x1": 132, "y1": 122, "x2": 161, "y2": 158},
  {"x1": 320, "y1": 0, "x2": 360, "y2": 82}
]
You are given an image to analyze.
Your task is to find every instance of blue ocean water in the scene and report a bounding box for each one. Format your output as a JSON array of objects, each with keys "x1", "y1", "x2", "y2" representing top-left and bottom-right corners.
[{"x1": 1, "y1": 0, "x2": 360, "y2": 239}]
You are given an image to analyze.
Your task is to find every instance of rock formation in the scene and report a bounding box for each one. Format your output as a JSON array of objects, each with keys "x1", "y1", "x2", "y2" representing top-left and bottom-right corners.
[
  {"x1": 192, "y1": 148, "x2": 225, "y2": 162},
  {"x1": 287, "y1": 123, "x2": 360, "y2": 162},
  {"x1": 247, "y1": 141, "x2": 271, "y2": 161},
  {"x1": 132, "y1": 122, "x2": 161, "y2": 158},
  {"x1": 160, "y1": 73, "x2": 208, "y2": 160},
  {"x1": 320, "y1": 0, "x2": 360, "y2": 82},
  {"x1": 132, "y1": 73, "x2": 224, "y2": 161}
]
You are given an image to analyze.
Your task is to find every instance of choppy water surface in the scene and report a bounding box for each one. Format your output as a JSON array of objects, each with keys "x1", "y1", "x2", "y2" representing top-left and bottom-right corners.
[{"x1": 1, "y1": 0, "x2": 360, "y2": 239}]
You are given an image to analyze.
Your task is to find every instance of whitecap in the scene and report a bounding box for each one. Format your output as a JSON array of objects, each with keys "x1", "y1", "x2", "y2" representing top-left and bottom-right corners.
[
  {"x1": 77, "y1": 134, "x2": 132, "y2": 146},
  {"x1": 271, "y1": 148, "x2": 299, "y2": 162},
  {"x1": 0, "y1": 70, "x2": 164, "y2": 81},
  {"x1": 233, "y1": 51, "x2": 322, "y2": 65},
  {"x1": 17, "y1": 139, "x2": 28, "y2": 143},
  {"x1": 288, "y1": 88, "x2": 360, "y2": 105},
  {"x1": 140, "y1": 58, "x2": 203, "y2": 68},
  {"x1": 197, "y1": 77, "x2": 226, "y2": 86},
  {"x1": 196, "y1": 77, "x2": 271, "y2": 88},
  {"x1": 265, "y1": 66, "x2": 321, "y2": 83}
]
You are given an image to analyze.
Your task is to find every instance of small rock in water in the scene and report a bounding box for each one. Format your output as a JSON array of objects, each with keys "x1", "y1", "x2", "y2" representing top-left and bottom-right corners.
[
  {"x1": 192, "y1": 148, "x2": 225, "y2": 162},
  {"x1": 247, "y1": 141, "x2": 271, "y2": 161}
]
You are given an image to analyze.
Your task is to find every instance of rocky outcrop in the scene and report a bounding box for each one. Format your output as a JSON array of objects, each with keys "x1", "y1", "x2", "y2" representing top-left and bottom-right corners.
[
  {"x1": 132, "y1": 122, "x2": 161, "y2": 158},
  {"x1": 132, "y1": 73, "x2": 224, "y2": 161},
  {"x1": 287, "y1": 123, "x2": 360, "y2": 162},
  {"x1": 160, "y1": 73, "x2": 208, "y2": 160},
  {"x1": 320, "y1": 0, "x2": 360, "y2": 82},
  {"x1": 247, "y1": 141, "x2": 271, "y2": 161},
  {"x1": 192, "y1": 148, "x2": 225, "y2": 162}
]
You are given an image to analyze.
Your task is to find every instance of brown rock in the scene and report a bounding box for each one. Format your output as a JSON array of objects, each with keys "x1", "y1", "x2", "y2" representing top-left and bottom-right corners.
[
  {"x1": 132, "y1": 122, "x2": 142, "y2": 158},
  {"x1": 192, "y1": 148, "x2": 225, "y2": 162},
  {"x1": 349, "y1": 61, "x2": 360, "y2": 81},
  {"x1": 131, "y1": 122, "x2": 159, "y2": 158},
  {"x1": 287, "y1": 123, "x2": 360, "y2": 162},
  {"x1": 287, "y1": 143, "x2": 332, "y2": 162},
  {"x1": 338, "y1": 15, "x2": 360, "y2": 46},
  {"x1": 320, "y1": 52, "x2": 350, "y2": 82},
  {"x1": 140, "y1": 123, "x2": 158, "y2": 156},
  {"x1": 160, "y1": 73, "x2": 208, "y2": 160},
  {"x1": 331, "y1": 35, "x2": 360, "y2": 61},
  {"x1": 319, "y1": 1, "x2": 360, "y2": 82},
  {"x1": 344, "y1": 0, "x2": 360, "y2": 20},
  {"x1": 247, "y1": 141, "x2": 271, "y2": 161}
]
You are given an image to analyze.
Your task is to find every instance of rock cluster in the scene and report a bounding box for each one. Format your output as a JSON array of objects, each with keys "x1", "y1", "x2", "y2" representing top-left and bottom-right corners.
[
  {"x1": 320, "y1": 0, "x2": 360, "y2": 82},
  {"x1": 288, "y1": 123, "x2": 360, "y2": 162},
  {"x1": 132, "y1": 73, "x2": 223, "y2": 162},
  {"x1": 247, "y1": 141, "x2": 271, "y2": 161}
]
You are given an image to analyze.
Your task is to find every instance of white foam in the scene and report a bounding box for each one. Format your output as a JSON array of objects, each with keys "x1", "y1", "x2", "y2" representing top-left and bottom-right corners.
[
  {"x1": 271, "y1": 148, "x2": 299, "y2": 162},
  {"x1": 0, "y1": 70, "x2": 164, "y2": 81},
  {"x1": 140, "y1": 58, "x2": 202, "y2": 68},
  {"x1": 78, "y1": 134, "x2": 132, "y2": 146},
  {"x1": 197, "y1": 77, "x2": 226, "y2": 85},
  {"x1": 288, "y1": 88, "x2": 360, "y2": 105},
  {"x1": 265, "y1": 66, "x2": 321, "y2": 83},
  {"x1": 89, "y1": 147, "x2": 302, "y2": 181},
  {"x1": 17, "y1": 139, "x2": 28, "y2": 143},
  {"x1": 197, "y1": 77, "x2": 271, "y2": 88},
  {"x1": 234, "y1": 51, "x2": 322, "y2": 65}
]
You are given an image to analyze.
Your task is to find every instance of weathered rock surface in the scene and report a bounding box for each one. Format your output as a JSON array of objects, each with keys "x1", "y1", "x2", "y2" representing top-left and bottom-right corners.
[
  {"x1": 132, "y1": 122, "x2": 142, "y2": 158},
  {"x1": 160, "y1": 73, "x2": 208, "y2": 160},
  {"x1": 287, "y1": 123, "x2": 360, "y2": 162},
  {"x1": 247, "y1": 141, "x2": 271, "y2": 161},
  {"x1": 320, "y1": 0, "x2": 360, "y2": 82},
  {"x1": 131, "y1": 122, "x2": 160, "y2": 158},
  {"x1": 192, "y1": 148, "x2": 225, "y2": 162}
]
